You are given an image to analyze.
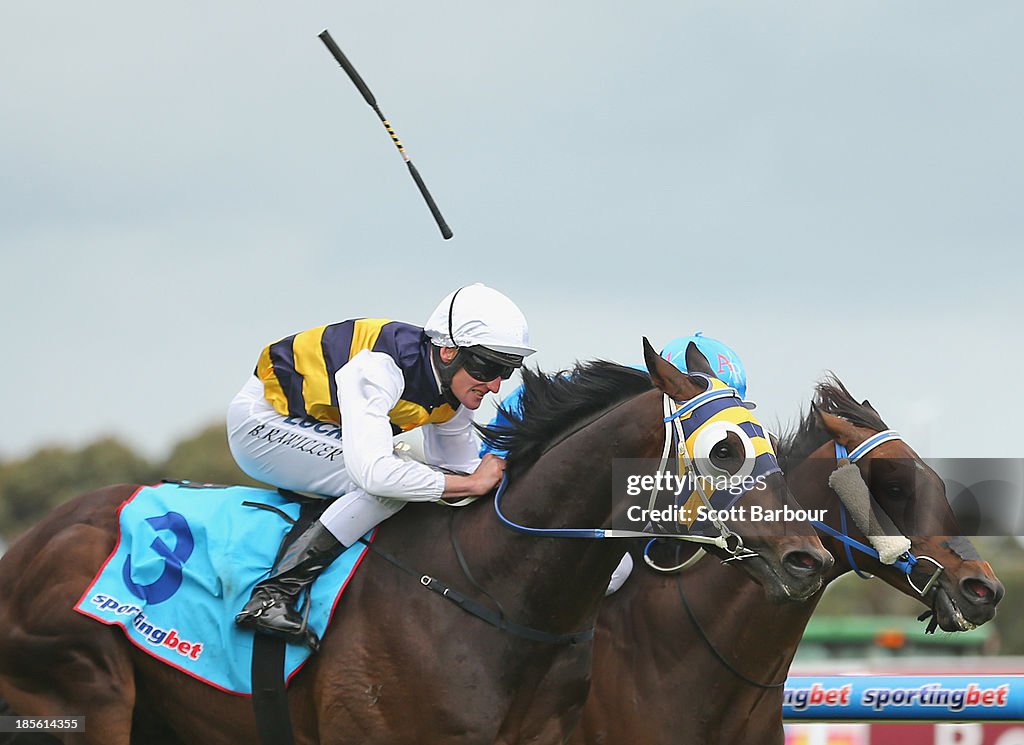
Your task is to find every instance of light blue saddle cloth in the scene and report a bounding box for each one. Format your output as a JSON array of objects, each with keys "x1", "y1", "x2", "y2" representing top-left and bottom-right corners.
[{"x1": 74, "y1": 482, "x2": 371, "y2": 694}]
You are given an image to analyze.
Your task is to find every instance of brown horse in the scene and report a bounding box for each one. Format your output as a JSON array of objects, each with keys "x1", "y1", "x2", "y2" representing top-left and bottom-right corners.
[
  {"x1": 575, "y1": 376, "x2": 1004, "y2": 745},
  {"x1": 0, "y1": 342, "x2": 830, "y2": 745}
]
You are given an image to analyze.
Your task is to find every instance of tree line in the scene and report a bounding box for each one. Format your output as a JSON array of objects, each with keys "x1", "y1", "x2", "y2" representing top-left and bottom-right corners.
[{"x1": 0, "y1": 422, "x2": 260, "y2": 543}]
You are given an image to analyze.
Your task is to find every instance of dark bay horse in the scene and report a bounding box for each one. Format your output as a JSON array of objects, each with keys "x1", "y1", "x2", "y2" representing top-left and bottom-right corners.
[
  {"x1": 0, "y1": 341, "x2": 830, "y2": 745},
  {"x1": 575, "y1": 376, "x2": 1004, "y2": 745}
]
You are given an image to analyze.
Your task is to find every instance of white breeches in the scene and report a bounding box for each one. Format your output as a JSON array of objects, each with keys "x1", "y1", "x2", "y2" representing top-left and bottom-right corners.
[{"x1": 227, "y1": 376, "x2": 407, "y2": 545}]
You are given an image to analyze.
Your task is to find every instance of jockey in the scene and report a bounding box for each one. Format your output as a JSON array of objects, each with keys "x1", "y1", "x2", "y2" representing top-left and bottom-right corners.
[
  {"x1": 481, "y1": 331, "x2": 749, "y2": 594},
  {"x1": 229, "y1": 283, "x2": 534, "y2": 644}
]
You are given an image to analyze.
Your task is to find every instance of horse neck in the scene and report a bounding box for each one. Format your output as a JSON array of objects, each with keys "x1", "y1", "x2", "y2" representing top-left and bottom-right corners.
[
  {"x1": 588, "y1": 442, "x2": 850, "y2": 744},
  {"x1": 688, "y1": 444, "x2": 861, "y2": 741},
  {"x1": 616, "y1": 559, "x2": 821, "y2": 734},
  {"x1": 468, "y1": 389, "x2": 665, "y2": 632}
]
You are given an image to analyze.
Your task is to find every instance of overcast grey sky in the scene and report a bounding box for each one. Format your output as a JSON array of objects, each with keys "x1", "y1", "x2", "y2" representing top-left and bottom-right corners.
[{"x1": 2, "y1": 2, "x2": 1022, "y2": 461}]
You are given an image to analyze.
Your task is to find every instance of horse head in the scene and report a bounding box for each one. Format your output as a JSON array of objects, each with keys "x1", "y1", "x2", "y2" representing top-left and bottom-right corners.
[
  {"x1": 784, "y1": 377, "x2": 1003, "y2": 632},
  {"x1": 642, "y1": 338, "x2": 833, "y2": 603}
]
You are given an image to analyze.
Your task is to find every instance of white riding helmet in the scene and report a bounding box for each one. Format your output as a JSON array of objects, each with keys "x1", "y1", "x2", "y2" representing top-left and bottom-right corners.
[{"x1": 424, "y1": 283, "x2": 536, "y2": 358}]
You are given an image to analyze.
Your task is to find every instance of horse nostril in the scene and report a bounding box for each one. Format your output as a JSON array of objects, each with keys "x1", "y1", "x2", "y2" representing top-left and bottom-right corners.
[
  {"x1": 783, "y1": 550, "x2": 826, "y2": 576},
  {"x1": 961, "y1": 577, "x2": 1001, "y2": 605}
]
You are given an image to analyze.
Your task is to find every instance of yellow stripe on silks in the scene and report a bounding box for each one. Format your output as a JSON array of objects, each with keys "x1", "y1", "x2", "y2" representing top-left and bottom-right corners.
[
  {"x1": 350, "y1": 318, "x2": 390, "y2": 360},
  {"x1": 427, "y1": 404, "x2": 458, "y2": 425},
  {"x1": 291, "y1": 325, "x2": 339, "y2": 423},
  {"x1": 388, "y1": 400, "x2": 431, "y2": 432},
  {"x1": 388, "y1": 401, "x2": 460, "y2": 432},
  {"x1": 256, "y1": 345, "x2": 290, "y2": 417},
  {"x1": 349, "y1": 318, "x2": 458, "y2": 433},
  {"x1": 307, "y1": 403, "x2": 341, "y2": 424}
]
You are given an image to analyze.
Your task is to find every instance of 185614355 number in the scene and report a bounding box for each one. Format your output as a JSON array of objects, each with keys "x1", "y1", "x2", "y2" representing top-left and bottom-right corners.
[{"x1": 0, "y1": 716, "x2": 85, "y2": 732}]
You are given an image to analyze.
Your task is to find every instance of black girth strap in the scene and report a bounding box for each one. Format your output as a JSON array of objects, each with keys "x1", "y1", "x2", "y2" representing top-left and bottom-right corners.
[
  {"x1": 251, "y1": 633, "x2": 294, "y2": 745},
  {"x1": 246, "y1": 493, "x2": 331, "y2": 745}
]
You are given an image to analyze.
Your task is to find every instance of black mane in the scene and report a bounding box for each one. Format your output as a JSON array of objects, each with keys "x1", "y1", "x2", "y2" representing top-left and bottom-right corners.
[
  {"x1": 479, "y1": 361, "x2": 653, "y2": 473},
  {"x1": 777, "y1": 374, "x2": 889, "y2": 471}
]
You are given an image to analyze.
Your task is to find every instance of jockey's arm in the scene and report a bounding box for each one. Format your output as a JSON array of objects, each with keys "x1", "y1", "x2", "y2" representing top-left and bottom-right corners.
[
  {"x1": 419, "y1": 378, "x2": 506, "y2": 497},
  {"x1": 421, "y1": 404, "x2": 480, "y2": 474},
  {"x1": 336, "y1": 350, "x2": 501, "y2": 500},
  {"x1": 336, "y1": 350, "x2": 447, "y2": 501}
]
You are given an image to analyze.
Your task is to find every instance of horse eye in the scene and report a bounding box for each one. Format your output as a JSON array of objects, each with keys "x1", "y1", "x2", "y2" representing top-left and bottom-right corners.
[
  {"x1": 883, "y1": 483, "x2": 907, "y2": 500},
  {"x1": 712, "y1": 443, "x2": 731, "y2": 461}
]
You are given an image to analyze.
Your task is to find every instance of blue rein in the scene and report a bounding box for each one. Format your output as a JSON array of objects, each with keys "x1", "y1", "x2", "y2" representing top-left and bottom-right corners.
[{"x1": 493, "y1": 473, "x2": 608, "y2": 539}]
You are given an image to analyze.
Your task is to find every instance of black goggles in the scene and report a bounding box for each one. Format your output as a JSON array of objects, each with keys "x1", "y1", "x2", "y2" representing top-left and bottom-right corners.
[{"x1": 461, "y1": 349, "x2": 518, "y2": 382}]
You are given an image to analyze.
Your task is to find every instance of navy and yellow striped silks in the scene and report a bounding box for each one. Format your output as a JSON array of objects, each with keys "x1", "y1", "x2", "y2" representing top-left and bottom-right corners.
[
  {"x1": 255, "y1": 319, "x2": 457, "y2": 434},
  {"x1": 671, "y1": 378, "x2": 782, "y2": 529}
]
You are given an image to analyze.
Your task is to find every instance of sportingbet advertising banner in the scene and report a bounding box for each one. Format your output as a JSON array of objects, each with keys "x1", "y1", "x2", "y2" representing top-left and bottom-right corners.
[{"x1": 783, "y1": 676, "x2": 1024, "y2": 721}]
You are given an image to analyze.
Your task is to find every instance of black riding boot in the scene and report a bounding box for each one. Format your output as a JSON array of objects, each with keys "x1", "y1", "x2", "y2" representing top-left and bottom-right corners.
[{"x1": 235, "y1": 520, "x2": 344, "y2": 649}]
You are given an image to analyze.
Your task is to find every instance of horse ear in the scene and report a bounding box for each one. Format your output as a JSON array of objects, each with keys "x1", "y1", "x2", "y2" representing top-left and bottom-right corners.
[
  {"x1": 861, "y1": 398, "x2": 881, "y2": 416},
  {"x1": 816, "y1": 409, "x2": 866, "y2": 453},
  {"x1": 643, "y1": 337, "x2": 667, "y2": 378},
  {"x1": 684, "y1": 342, "x2": 715, "y2": 378},
  {"x1": 643, "y1": 337, "x2": 706, "y2": 401}
]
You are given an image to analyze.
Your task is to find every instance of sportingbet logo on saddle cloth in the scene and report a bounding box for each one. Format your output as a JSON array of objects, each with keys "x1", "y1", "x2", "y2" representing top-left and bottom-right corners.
[{"x1": 74, "y1": 482, "x2": 371, "y2": 694}]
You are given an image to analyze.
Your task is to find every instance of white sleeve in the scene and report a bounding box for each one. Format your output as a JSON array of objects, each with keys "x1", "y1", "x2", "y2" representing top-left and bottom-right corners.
[
  {"x1": 336, "y1": 350, "x2": 446, "y2": 500},
  {"x1": 422, "y1": 404, "x2": 483, "y2": 476}
]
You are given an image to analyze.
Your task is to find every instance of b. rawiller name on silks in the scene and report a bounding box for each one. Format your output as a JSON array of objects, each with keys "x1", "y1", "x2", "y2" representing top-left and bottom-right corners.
[
  {"x1": 88, "y1": 594, "x2": 203, "y2": 660},
  {"x1": 244, "y1": 414, "x2": 345, "y2": 461}
]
